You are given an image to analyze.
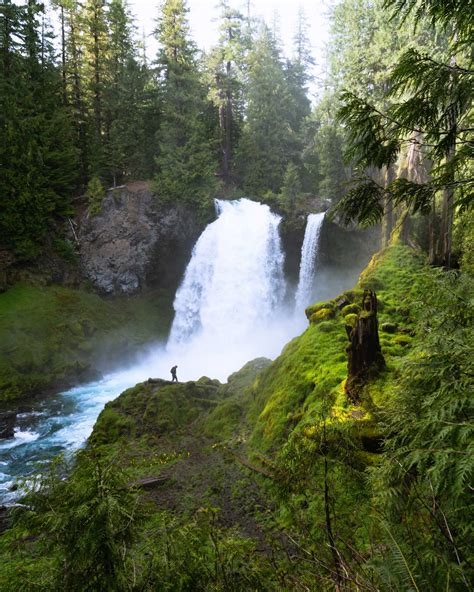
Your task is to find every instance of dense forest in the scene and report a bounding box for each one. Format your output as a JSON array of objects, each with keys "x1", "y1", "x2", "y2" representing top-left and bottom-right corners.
[
  {"x1": 1, "y1": 0, "x2": 472, "y2": 264},
  {"x1": 0, "y1": 0, "x2": 473, "y2": 590}
]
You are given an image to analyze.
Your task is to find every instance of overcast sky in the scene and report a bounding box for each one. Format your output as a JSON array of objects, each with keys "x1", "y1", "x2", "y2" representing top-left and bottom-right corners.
[{"x1": 131, "y1": 0, "x2": 334, "y2": 98}]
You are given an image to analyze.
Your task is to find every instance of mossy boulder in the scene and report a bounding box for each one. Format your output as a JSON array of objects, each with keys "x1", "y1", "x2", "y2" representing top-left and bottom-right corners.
[
  {"x1": 309, "y1": 307, "x2": 336, "y2": 324},
  {"x1": 339, "y1": 289, "x2": 364, "y2": 304},
  {"x1": 341, "y1": 303, "x2": 361, "y2": 317},
  {"x1": 393, "y1": 334, "x2": 413, "y2": 346},
  {"x1": 305, "y1": 301, "x2": 335, "y2": 320},
  {"x1": 381, "y1": 322, "x2": 398, "y2": 333}
]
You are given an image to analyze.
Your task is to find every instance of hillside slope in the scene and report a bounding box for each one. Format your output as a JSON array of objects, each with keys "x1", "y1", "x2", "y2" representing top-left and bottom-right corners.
[{"x1": 1, "y1": 244, "x2": 472, "y2": 591}]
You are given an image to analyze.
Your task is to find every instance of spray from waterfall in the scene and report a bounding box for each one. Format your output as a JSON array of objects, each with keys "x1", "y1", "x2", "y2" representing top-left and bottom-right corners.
[{"x1": 294, "y1": 212, "x2": 325, "y2": 315}]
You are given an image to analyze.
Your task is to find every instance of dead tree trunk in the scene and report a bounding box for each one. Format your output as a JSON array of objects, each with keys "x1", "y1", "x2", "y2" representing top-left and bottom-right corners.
[{"x1": 345, "y1": 290, "x2": 385, "y2": 402}]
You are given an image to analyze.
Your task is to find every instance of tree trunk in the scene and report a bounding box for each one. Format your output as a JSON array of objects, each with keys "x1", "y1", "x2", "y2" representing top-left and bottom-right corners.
[
  {"x1": 69, "y1": 13, "x2": 88, "y2": 188},
  {"x1": 224, "y1": 57, "x2": 233, "y2": 184},
  {"x1": 441, "y1": 114, "x2": 455, "y2": 267},
  {"x1": 428, "y1": 199, "x2": 438, "y2": 265},
  {"x1": 60, "y1": 5, "x2": 67, "y2": 105},
  {"x1": 382, "y1": 164, "x2": 395, "y2": 247},
  {"x1": 345, "y1": 290, "x2": 385, "y2": 402},
  {"x1": 440, "y1": 56, "x2": 457, "y2": 268}
]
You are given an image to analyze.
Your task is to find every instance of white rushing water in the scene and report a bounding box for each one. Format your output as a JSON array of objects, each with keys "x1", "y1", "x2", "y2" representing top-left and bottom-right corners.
[
  {"x1": 169, "y1": 198, "x2": 285, "y2": 344},
  {"x1": 294, "y1": 212, "x2": 325, "y2": 315},
  {"x1": 0, "y1": 198, "x2": 305, "y2": 501}
]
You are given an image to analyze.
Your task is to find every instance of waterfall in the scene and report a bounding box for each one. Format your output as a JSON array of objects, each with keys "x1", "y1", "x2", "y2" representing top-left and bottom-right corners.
[
  {"x1": 294, "y1": 212, "x2": 325, "y2": 314},
  {"x1": 168, "y1": 198, "x2": 286, "y2": 349}
]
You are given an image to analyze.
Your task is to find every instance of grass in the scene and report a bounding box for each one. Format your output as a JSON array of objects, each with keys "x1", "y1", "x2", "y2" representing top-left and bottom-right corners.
[{"x1": 0, "y1": 283, "x2": 174, "y2": 404}]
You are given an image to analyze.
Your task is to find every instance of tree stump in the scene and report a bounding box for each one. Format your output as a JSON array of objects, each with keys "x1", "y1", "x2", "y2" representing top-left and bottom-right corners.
[{"x1": 345, "y1": 289, "x2": 385, "y2": 402}]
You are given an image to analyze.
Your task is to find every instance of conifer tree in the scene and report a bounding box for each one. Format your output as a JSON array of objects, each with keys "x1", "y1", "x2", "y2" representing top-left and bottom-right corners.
[
  {"x1": 236, "y1": 25, "x2": 294, "y2": 195},
  {"x1": 104, "y1": 0, "x2": 150, "y2": 184},
  {"x1": 81, "y1": 0, "x2": 109, "y2": 173},
  {"x1": 334, "y1": 0, "x2": 472, "y2": 265},
  {"x1": 206, "y1": 0, "x2": 246, "y2": 184},
  {"x1": 0, "y1": 0, "x2": 77, "y2": 259},
  {"x1": 153, "y1": 0, "x2": 217, "y2": 209},
  {"x1": 285, "y1": 7, "x2": 312, "y2": 134}
]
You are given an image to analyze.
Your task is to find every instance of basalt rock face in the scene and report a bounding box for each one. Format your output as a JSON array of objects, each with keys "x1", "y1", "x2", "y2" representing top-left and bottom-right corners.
[{"x1": 79, "y1": 182, "x2": 208, "y2": 295}]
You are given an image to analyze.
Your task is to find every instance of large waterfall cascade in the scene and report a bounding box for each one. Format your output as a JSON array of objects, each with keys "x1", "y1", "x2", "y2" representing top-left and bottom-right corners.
[
  {"x1": 168, "y1": 198, "x2": 286, "y2": 347},
  {"x1": 294, "y1": 212, "x2": 325, "y2": 315}
]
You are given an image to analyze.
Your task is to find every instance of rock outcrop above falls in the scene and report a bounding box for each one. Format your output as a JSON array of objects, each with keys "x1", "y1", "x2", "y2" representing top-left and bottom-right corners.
[{"x1": 79, "y1": 182, "x2": 208, "y2": 295}]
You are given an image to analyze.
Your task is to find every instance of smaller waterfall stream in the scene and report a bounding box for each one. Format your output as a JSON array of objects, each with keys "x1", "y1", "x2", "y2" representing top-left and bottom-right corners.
[{"x1": 294, "y1": 212, "x2": 325, "y2": 315}]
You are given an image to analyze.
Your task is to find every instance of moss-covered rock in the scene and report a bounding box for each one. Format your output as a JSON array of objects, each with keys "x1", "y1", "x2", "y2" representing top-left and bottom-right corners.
[
  {"x1": 381, "y1": 322, "x2": 398, "y2": 333},
  {"x1": 344, "y1": 313, "x2": 359, "y2": 329},
  {"x1": 309, "y1": 307, "x2": 336, "y2": 324},
  {"x1": 341, "y1": 303, "x2": 361, "y2": 316},
  {"x1": 305, "y1": 301, "x2": 334, "y2": 320}
]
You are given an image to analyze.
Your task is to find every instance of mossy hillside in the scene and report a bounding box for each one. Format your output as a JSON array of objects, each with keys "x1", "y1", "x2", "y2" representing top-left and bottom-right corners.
[
  {"x1": 88, "y1": 359, "x2": 268, "y2": 482},
  {"x1": 0, "y1": 244, "x2": 451, "y2": 591},
  {"x1": 229, "y1": 244, "x2": 431, "y2": 574},
  {"x1": 247, "y1": 244, "x2": 426, "y2": 456},
  {"x1": 0, "y1": 283, "x2": 173, "y2": 405}
]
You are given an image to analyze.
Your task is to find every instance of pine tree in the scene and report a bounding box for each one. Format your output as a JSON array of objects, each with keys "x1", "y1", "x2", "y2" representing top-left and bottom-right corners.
[
  {"x1": 206, "y1": 0, "x2": 246, "y2": 185},
  {"x1": 81, "y1": 0, "x2": 109, "y2": 173},
  {"x1": 236, "y1": 25, "x2": 294, "y2": 195},
  {"x1": 104, "y1": 0, "x2": 150, "y2": 184},
  {"x1": 285, "y1": 7, "x2": 312, "y2": 134},
  {"x1": 0, "y1": 0, "x2": 77, "y2": 260},
  {"x1": 153, "y1": 0, "x2": 217, "y2": 210}
]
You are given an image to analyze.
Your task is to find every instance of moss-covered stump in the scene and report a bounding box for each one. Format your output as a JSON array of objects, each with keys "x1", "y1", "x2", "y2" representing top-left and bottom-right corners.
[{"x1": 345, "y1": 290, "x2": 385, "y2": 402}]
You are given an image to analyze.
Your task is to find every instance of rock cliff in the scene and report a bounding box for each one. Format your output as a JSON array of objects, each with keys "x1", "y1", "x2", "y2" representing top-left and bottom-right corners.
[{"x1": 78, "y1": 182, "x2": 209, "y2": 295}]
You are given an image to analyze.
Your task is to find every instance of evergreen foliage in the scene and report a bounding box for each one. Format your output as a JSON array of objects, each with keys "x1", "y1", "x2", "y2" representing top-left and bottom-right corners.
[
  {"x1": 152, "y1": 0, "x2": 218, "y2": 210},
  {"x1": 236, "y1": 26, "x2": 295, "y2": 195},
  {"x1": 0, "y1": 0, "x2": 77, "y2": 260},
  {"x1": 371, "y1": 270, "x2": 474, "y2": 590},
  {"x1": 335, "y1": 0, "x2": 473, "y2": 266}
]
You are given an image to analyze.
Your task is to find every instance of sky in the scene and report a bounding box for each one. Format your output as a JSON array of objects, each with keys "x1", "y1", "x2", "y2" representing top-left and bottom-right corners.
[{"x1": 131, "y1": 0, "x2": 334, "y2": 99}]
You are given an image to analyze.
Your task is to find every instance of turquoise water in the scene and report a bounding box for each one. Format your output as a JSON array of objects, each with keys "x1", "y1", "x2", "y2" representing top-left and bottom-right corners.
[{"x1": 0, "y1": 374, "x2": 136, "y2": 504}]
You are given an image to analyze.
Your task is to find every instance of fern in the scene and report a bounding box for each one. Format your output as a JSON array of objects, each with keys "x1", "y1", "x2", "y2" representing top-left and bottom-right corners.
[{"x1": 370, "y1": 270, "x2": 474, "y2": 590}]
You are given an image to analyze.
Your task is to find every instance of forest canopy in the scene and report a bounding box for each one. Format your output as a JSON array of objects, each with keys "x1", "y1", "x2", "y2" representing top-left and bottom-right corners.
[{"x1": 0, "y1": 0, "x2": 472, "y2": 268}]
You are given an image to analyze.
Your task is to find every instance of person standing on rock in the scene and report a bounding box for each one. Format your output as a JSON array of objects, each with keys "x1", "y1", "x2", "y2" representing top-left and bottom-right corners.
[{"x1": 170, "y1": 365, "x2": 178, "y2": 382}]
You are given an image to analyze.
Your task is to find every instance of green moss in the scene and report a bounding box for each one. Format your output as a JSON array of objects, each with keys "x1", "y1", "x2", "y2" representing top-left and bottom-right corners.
[
  {"x1": 0, "y1": 284, "x2": 174, "y2": 404},
  {"x1": 305, "y1": 300, "x2": 334, "y2": 319},
  {"x1": 344, "y1": 313, "x2": 358, "y2": 328},
  {"x1": 341, "y1": 303, "x2": 361, "y2": 316},
  {"x1": 392, "y1": 334, "x2": 413, "y2": 346},
  {"x1": 0, "y1": 243, "x2": 451, "y2": 591},
  {"x1": 309, "y1": 307, "x2": 336, "y2": 323}
]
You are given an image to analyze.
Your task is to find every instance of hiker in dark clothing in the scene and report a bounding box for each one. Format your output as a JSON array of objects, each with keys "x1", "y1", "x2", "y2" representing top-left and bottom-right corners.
[{"x1": 170, "y1": 365, "x2": 178, "y2": 382}]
